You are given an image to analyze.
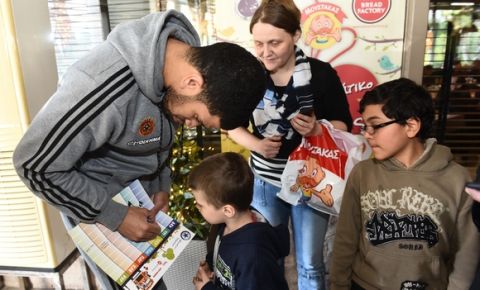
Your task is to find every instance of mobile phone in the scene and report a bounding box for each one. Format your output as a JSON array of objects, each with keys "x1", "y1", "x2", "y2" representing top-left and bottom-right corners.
[
  {"x1": 300, "y1": 107, "x2": 314, "y2": 116},
  {"x1": 466, "y1": 182, "x2": 480, "y2": 191}
]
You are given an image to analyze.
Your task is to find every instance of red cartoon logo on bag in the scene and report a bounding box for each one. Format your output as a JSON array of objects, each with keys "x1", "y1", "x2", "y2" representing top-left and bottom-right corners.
[
  {"x1": 289, "y1": 156, "x2": 334, "y2": 207},
  {"x1": 289, "y1": 125, "x2": 348, "y2": 179},
  {"x1": 138, "y1": 117, "x2": 155, "y2": 137}
]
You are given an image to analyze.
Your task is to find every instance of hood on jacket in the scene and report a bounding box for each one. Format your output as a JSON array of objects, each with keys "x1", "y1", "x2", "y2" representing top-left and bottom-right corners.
[
  {"x1": 107, "y1": 10, "x2": 200, "y2": 103},
  {"x1": 381, "y1": 138, "x2": 453, "y2": 172},
  {"x1": 224, "y1": 222, "x2": 290, "y2": 259}
]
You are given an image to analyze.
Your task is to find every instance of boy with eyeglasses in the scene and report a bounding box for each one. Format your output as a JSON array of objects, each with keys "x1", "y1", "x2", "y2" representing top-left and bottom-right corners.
[{"x1": 330, "y1": 78, "x2": 479, "y2": 290}]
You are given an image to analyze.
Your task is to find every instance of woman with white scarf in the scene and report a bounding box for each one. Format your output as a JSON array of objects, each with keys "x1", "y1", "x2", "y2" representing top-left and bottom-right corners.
[{"x1": 228, "y1": 1, "x2": 352, "y2": 289}]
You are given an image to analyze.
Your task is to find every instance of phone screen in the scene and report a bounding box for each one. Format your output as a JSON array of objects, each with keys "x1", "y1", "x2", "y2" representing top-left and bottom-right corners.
[
  {"x1": 466, "y1": 182, "x2": 480, "y2": 191},
  {"x1": 300, "y1": 107, "x2": 314, "y2": 116}
]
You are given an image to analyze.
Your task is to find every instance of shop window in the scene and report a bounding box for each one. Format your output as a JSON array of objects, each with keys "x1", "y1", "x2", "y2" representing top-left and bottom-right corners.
[{"x1": 423, "y1": 2, "x2": 480, "y2": 174}]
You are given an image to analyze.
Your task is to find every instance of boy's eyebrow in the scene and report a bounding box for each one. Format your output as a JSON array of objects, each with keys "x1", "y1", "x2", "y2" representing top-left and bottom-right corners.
[{"x1": 364, "y1": 116, "x2": 382, "y2": 122}]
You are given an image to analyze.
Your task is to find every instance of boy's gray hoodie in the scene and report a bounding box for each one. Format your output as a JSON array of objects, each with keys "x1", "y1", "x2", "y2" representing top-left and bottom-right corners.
[{"x1": 13, "y1": 10, "x2": 200, "y2": 231}]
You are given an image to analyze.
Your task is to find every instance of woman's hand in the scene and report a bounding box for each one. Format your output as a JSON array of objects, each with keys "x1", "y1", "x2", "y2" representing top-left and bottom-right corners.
[
  {"x1": 290, "y1": 112, "x2": 321, "y2": 136},
  {"x1": 254, "y1": 136, "x2": 282, "y2": 158},
  {"x1": 227, "y1": 127, "x2": 282, "y2": 159}
]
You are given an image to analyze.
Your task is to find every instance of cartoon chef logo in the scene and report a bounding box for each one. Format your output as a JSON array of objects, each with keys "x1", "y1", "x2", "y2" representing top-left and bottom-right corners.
[
  {"x1": 301, "y1": 3, "x2": 346, "y2": 50},
  {"x1": 138, "y1": 117, "x2": 155, "y2": 137}
]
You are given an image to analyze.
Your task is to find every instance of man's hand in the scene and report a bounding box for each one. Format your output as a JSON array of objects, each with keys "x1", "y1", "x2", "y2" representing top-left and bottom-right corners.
[
  {"x1": 466, "y1": 187, "x2": 480, "y2": 203},
  {"x1": 147, "y1": 191, "x2": 169, "y2": 222},
  {"x1": 117, "y1": 207, "x2": 161, "y2": 242}
]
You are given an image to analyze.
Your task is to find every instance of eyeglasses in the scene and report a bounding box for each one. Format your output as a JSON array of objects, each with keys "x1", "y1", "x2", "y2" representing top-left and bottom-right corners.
[{"x1": 359, "y1": 119, "x2": 404, "y2": 135}]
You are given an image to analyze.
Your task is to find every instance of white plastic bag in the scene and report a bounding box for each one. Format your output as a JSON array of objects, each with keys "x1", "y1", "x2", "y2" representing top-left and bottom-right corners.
[{"x1": 278, "y1": 120, "x2": 371, "y2": 215}]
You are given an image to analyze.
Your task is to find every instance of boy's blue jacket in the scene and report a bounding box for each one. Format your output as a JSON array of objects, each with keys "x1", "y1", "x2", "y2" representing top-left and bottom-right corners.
[{"x1": 203, "y1": 221, "x2": 290, "y2": 290}]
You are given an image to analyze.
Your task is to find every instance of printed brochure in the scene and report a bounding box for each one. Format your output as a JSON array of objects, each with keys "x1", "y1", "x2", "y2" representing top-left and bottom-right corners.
[{"x1": 68, "y1": 180, "x2": 194, "y2": 290}]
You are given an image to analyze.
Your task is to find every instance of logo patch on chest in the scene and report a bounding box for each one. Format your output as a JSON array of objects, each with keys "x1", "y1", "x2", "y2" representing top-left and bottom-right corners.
[
  {"x1": 400, "y1": 280, "x2": 427, "y2": 290},
  {"x1": 138, "y1": 117, "x2": 155, "y2": 136}
]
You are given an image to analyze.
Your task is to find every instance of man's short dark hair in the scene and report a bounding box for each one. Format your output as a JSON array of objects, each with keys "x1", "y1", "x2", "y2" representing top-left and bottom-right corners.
[
  {"x1": 186, "y1": 42, "x2": 266, "y2": 130},
  {"x1": 359, "y1": 78, "x2": 435, "y2": 140},
  {"x1": 188, "y1": 152, "x2": 253, "y2": 211}
]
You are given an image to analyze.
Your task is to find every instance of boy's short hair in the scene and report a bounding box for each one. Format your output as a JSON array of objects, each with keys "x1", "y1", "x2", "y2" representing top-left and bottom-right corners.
[
  {"x1": 359, "y1": 77, "x2": 435, "y2": 140},
  {"x1": 186, "y1": 42, "x2": 266, "y2": 130},
  {"x1": 188, "y1": 152, "x2": 254, "y2": 211}
]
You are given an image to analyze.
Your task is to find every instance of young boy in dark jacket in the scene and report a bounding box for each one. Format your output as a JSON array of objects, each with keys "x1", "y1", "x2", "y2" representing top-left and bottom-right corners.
[
  {"x1": 189, "y1": 152, "x2": 289, "y2": 290},
  {"x1": 330, "y1": 78, "x2": 479, "y2": 290}
]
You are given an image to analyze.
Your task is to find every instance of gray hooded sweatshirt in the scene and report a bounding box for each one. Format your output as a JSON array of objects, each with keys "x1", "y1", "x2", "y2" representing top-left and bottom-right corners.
[{"x1": 13, "y1": 10, "x2": 200, "y2": 231}]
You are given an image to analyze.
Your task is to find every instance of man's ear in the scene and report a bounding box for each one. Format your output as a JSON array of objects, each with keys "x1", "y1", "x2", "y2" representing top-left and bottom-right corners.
[
  {"x1": 180, "y1": 72, "x2": 204, "y2": 95},
  {"x1": 405, "y1": 117, "x2": 421, "y2": 138},
  {"x1": 222, "y1": 204, "x2": 236, "y2": 218},
  {"x1": 294, "y1": 29, "x2": 301, "y2": 43}
]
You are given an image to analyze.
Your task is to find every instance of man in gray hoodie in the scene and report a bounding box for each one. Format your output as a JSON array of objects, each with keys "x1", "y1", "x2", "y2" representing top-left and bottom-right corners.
[{"x1": 13, "y1": 10, "x2": 265, "y2": 290}]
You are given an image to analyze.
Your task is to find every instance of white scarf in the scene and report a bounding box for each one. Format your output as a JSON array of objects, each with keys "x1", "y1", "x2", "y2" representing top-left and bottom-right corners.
[{"x1": 253, "y1": 47, "x2": 314, "y2": 139}]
